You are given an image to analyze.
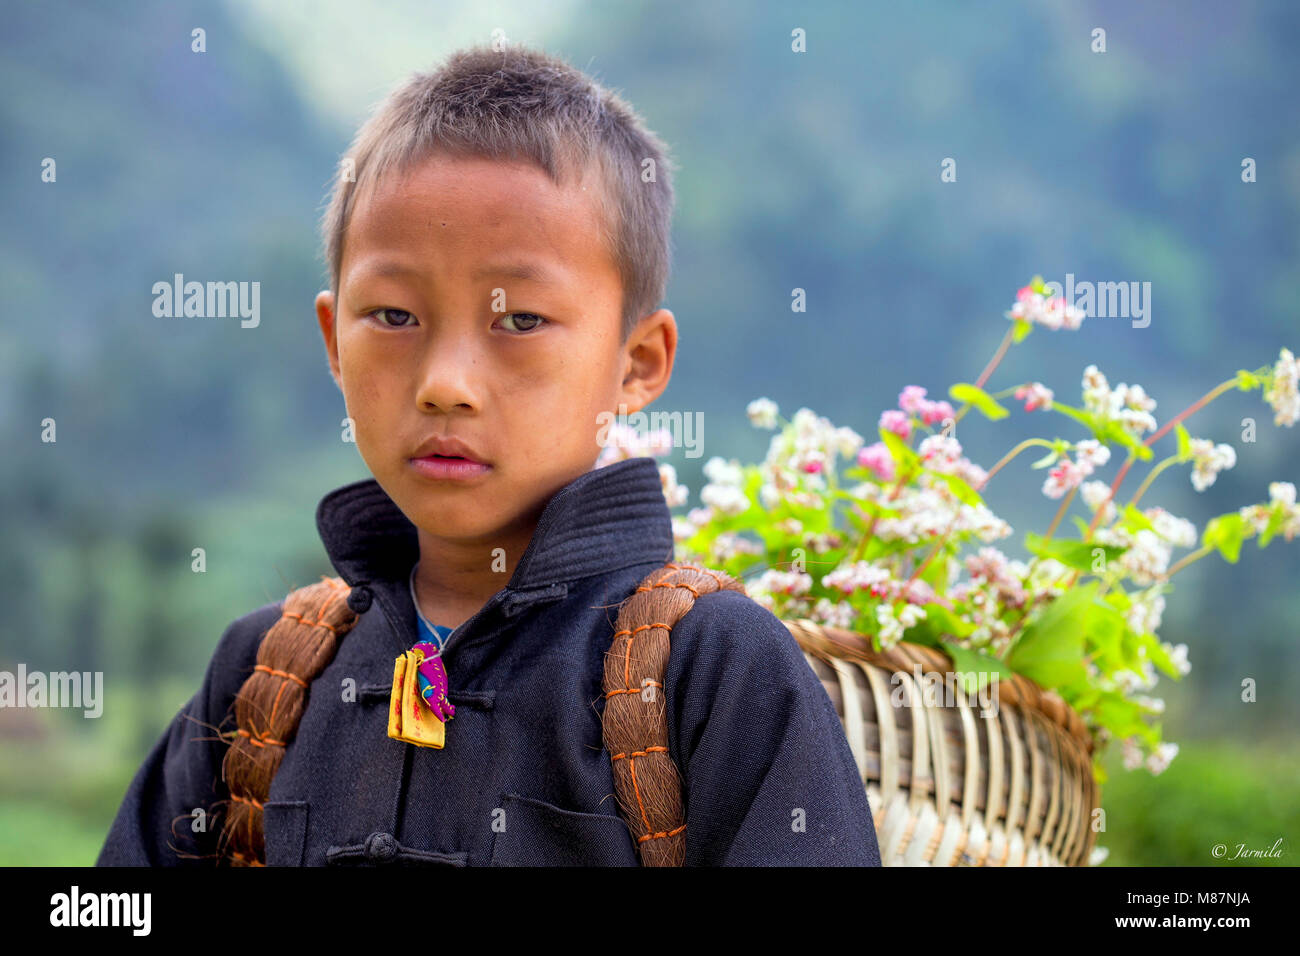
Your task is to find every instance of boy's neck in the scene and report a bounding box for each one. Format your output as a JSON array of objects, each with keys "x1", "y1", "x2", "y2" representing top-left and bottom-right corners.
[{"x1": 411, "y1": 521, "x2": 538, "y2": 630}]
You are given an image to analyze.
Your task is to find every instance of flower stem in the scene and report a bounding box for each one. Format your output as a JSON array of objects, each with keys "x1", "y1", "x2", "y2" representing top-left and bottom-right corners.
[
  {"x1": 1127, "y1": 455, "x2": 1181, "y2": 512},
  {"x1": 1163, "y1": 545, "x2": 1213, "y2": 580}
]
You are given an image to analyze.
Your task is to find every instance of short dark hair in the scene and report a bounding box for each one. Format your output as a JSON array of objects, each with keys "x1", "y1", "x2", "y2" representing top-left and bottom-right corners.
[{"x1": 320, "y1": 42, "x2": 677, "y2": 341}]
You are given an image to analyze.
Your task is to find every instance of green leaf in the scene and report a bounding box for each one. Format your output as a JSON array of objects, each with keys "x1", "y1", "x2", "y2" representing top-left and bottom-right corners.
[
  {"x1": 1029, "y1": 448, "x2": 1061, "y2": 469},
  {"x1": 925, "y1": 469, "x2": 984, "y2": 505},
  {"x1": 1236, "y1": 369, "x2": 1262, "y2": 391},
  {"x1": 1175, "y1": 422, "x2": 1192, "y2": 461},
  {"x1": 941, "y1": 641, "x2": 1015, "y2": 697},
  {"x1": 1049, "y1": 400, "x2": 1095, "y2": 430},
  {"x1": 1024, "y1": 532, "x2": 1125, "y2": 572},
  {"x1": 1121, "y1": 503, "x2": 1156, "y2": 533},
  {"x1": 1259, "y1": 507, "x2": 1286, "y2": 547},
  {"x1": 878, "y1": 426, "x2": 919, "y2": 470},
  {"x1": 949, "y1": 383, "x2": 1009, "y2": 421},
  {"x1": 1006, "y1": 582, "x2": 1097, "y2": 688},
  {"x1": 1202, "y1": 512, "x2": 1247, "y2": 563},
  {"x1": 1012, "y1": 317, "x2": 1034, "y2": 343}
]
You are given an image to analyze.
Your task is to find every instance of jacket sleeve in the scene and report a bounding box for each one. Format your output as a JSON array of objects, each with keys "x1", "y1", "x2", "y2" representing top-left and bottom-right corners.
[
  {"x1": 95, "y1": 602, "x2": 281, "y2": 866},
  {"x1": 666, "y1": 589, "x2": 882, "y2": 866}
]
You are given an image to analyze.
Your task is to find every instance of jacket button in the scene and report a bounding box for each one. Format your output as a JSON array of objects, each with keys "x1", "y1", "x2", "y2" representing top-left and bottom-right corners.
[
  {"x1": 364, "y1": 831, "x2": 397, "y2": 863},
  {"x1": 347, "y1": 586, "x2": 373, "y2": 614}
]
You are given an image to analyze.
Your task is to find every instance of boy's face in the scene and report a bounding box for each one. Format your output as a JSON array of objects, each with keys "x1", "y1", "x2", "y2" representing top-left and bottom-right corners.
[{"x1": 315, "y1": 153, "x2": 675, "y2": 550}]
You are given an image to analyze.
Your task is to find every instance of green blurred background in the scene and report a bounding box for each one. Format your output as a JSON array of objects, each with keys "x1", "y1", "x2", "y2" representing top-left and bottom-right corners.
[{"x1": 1, "y1": 0, "x2": 1296, "y2": 865}]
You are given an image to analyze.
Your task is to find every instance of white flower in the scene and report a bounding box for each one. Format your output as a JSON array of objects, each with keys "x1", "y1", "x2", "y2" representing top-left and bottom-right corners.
[
  {"x1": 812, "y1": 597, "x2": 856, "y2": 629},
  {"x1": 1081, "y1": 480, "x2": 1118, "y2": 526},
  {"x1": 1043, "y1": 459, "x2": 1088, "y2": 499},
  {"x1": 1188, "y1": 438, "x2": 1236, "y2": 491},
  {"x1": 671, "y1": 515, "x2": 699, "y2": 542},
  {"x1": 700, "y1": 482, "x2": 749, "y2": 516},
  {"x1": 1146, "y1": 741, "x2": 1179, "y2": 775},
  {"x1": 833, "y1": 425, "x2": 865, "y2": 460},
  {"x1": 1089, "y1": 846, "x2": 1110, "y2": 866},
  {"x1": 1075, "y1": 439, "x2": 1111, "y2": 471},
  {"x1": 1263, "y1": 347, "x2": 1299, "y2": 427},
  {"x1": 1270, "y1": 480, "x2": 1297, "y2": 506},
  {"x1": 1081, "y1": 365, "x2": 1158, "y2": 438},
  {"x1": 746, "y1": 397, "x2": 780, "y2": 430},
  {"x1": 1121, "y1": 736, "x2": 1144, "y2": 771},
  {"x1": 1145, "y1": 507, "x2": 1196, "y2": 549},
  {"x1": 1126, "y1": 587, "x2": 1166, "y2": 635},
  {"x1": 658, "y1": 463, "x2": 688, "y2": 508},
  {"x1": 703, "y1": 456, "x2": 744, "y2": 487},
  {"x1": 1164, "y1": 642, "x2": 1191, "y2": 676},
  {"x1": 594, "y1": 423, "x2": 675, "y2": 467}
]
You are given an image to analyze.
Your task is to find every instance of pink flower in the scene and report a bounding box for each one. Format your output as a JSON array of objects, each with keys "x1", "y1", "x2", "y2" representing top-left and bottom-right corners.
[
  {"x1": 1043, "y1": 460, "x2": 1088, "y2": 498},
  {"x1": 879, "y1": 409, "x2": 912, "y2": 439},
  {"x1": 802, "y1": 459, "x2": 824, "y2": 474},
  {"x1": 919, "y1": 400, "x2": 955, "y2": 426},
  {"x1": 857, "y1": 442, "x2": 896, "y2": 481},
  {"x1": 898, "y1": 385, "x2": 928, "y2": 414},
  {"x1": 1014, "y1": 382, "x2": 1054, "y2": 412}
]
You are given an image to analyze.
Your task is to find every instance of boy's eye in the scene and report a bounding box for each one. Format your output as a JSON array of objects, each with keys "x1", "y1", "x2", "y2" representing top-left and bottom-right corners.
[
  {"x1": 368, "y1": 308, "x2": 416, "y2": 328},
  {"x1": 498, "y1": 312, "x2": 546, "y2": 333}
]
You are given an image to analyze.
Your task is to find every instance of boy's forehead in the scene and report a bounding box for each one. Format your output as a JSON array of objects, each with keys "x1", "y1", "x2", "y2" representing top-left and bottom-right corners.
[{"x1": 343, "y1": 153, "x2": 615, "y2": 287}]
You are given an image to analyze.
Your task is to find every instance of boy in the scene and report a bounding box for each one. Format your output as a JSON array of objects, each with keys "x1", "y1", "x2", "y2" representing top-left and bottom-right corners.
[{"x1": 97, "y1": 42, "x2": 882, "y2": 866}]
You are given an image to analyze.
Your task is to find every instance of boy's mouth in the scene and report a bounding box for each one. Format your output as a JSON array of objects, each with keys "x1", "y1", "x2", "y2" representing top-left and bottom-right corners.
[{"x1": 410, "y1": 436, "x2": 492, "y2": 481}]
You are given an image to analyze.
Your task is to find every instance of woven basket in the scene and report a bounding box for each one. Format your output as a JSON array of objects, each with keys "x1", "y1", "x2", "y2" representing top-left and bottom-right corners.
[{"x1": 783, "y1": 618, "x2": 1101, "y2": 866}]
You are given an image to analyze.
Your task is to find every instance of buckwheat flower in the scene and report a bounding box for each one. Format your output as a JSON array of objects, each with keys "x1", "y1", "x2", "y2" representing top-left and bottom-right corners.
[
  {"x1": 823, "y1": 560, "x2": 894, "y2": 597},
  {"x1": 957, "y1": 502, "x2": 1014, "y2": 541},
  {"x1": 1074, "y1": 439, "x2": 1111, "y2": 472},
  {"x1": 751, "y1": 570, "x2": 812, "y2": 602},
  {"x1": 1123, "y1": 529, "x2": 1172, "y2": 586},
  {"x1": 898, "y1": 603, "x2": 926, "y2": 628},
  {"x1": 703, "y1": 456, "x2": 744, "y2": 488},
  {"x1": 1146, "y1": 741, "x2": 1179, "y2": 775},
  {"x1": 812, "y1": 597, "x2": 856, "y2": 629},
  {"x1": 919, "y1": 399, "x2": 956, "y2": 426},
  {"x1": 1043, "y1": 459, "x2": 1088, "y2": 498},
  {"x1": 1121, "y1": 737, "x2": 1144, "y2": 771},
  {"x1": 746, "y1": 397, "x2": 780, "y2": 430},
  {"x1": 804, "y1": 531, "x2": 845, "y2": 554},
  {"x1": 1089, "y1": 846, "x2": 1110, "y2": 866},
  {"x1": 700, "y1": 482, "x2": 749, "y2": 516},
  {"x1": 657, "y1": 463, "x2": 688, "y2": 508},
  {"x1": 879, "y1": 409, "x2": 912, "y2": 439},
  {"x1": 918, "y1": 434, "x2": 963, "y2": 473},
  {"x1": 1272, "y1": 480, "x2": 1297, "y2": 506},
  {"x1": 1014, "y1": 382, "x2": 1054, "y2": 412},
  {"x1": 1135, "y1": 695, "x2": 1166, "y2": 715},
  {"x1": 713, "y1": 532, "x2": 764, "y2": 561},
  {"x1": 874, "y1": 604, "x2": 905, "y2": 648},
  {"x1": 1188, "y1": 438, "x2": 1236, "y2": 491},
  {"x1": 833, "y1": 425, "x2": 865, "y2": 460},
  {"x1": 1263, "y1": 347, "x2": 1299, "y2": 427},
  {"x1": 1144, "y1": 507, "x2": 1196, "y2": 549},
  {"x1": 1126, "y1": 587, "x2": 1166, "y2": 635},
  {"x1": 671, "y1": 515, "x2": 699, "y2": 542},
  {"x1": 1164, "y1": 642, "x2": 1191, "y2": 676},
  {"x1": 856, "y1": 441, "x2": 895, "y2": 481},
  {"x1": 595, "y1": 423, "x2": 674, "y2": 466},
  {"x1": 898, "y1": 385, "x2": 928, "y2": 413},
  {"x1": 1080, "y1": 480, "x2": 1118, "y2": 526}
]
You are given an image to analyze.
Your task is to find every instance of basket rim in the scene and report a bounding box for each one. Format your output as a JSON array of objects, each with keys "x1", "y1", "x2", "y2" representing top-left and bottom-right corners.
[{"x1": 781, "y1": 616, "x2": 1096, "y2": 755}]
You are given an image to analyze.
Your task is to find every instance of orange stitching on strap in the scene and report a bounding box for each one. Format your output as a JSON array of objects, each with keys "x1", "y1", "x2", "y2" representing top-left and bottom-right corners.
[
  {"x1": 627, "y1": 754, "x2": 653, "y2": 834},
  {"x1": 254, "y1": 664, "x2": 309, "y2": 688},
  {"x1": 612, "y1": 623, "x2": 674, "y2": 638},
  {"x1": 638, "y1": 823, "x2": 686, "y2": 843},
  {"x1": 236, "y1": 727, "x2": 287, "y2": 748},
  {"x1": 609, "y1": 746, "x2": 669, "y2": 760},
  {"x1": 230, "y1": 792, "x2": 265, "y2": 810},
  {"x1": 635, "y1": 580, "x2": 702, "y2": 598},
  {"x1": 605, "y1": 681, "x2": 662, "y2": 698},
  {"x1": 280, "y1": 610, "x2": 342, "y2": 634}
]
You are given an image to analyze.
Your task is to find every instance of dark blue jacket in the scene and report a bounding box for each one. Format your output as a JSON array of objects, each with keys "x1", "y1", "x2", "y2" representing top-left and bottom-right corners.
[{"x1": 96, "y1": 456, "x2": 881, "y2": 866}]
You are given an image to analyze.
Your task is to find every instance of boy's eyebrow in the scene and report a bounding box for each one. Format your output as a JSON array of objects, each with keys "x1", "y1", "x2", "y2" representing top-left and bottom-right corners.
[{"x1": 349, "y1": 258, "x2": 563, "y2": 284}]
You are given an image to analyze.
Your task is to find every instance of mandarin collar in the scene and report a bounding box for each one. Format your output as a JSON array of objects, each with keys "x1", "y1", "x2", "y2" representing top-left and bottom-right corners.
[{"x1": 315, "y1": 455, "x2": 674, "y2": 591}]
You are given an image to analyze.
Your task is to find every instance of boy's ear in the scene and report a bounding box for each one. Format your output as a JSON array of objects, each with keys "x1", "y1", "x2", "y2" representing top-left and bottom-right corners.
[
  {"x1": 619, "y1": 308, "x2": 677, "y2": 413},
  {"x1": 315, "y1": 290, "x2": 343, "y2": 390}
]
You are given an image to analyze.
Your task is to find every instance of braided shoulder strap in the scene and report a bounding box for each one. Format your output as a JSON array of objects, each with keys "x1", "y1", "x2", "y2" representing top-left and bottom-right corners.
[
  {"x1": 601, "y1": 562, "x2": 746, "y2": 866},
  {"x1": 219, "y1": 575, "x2": 358, "y2": 866}
]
